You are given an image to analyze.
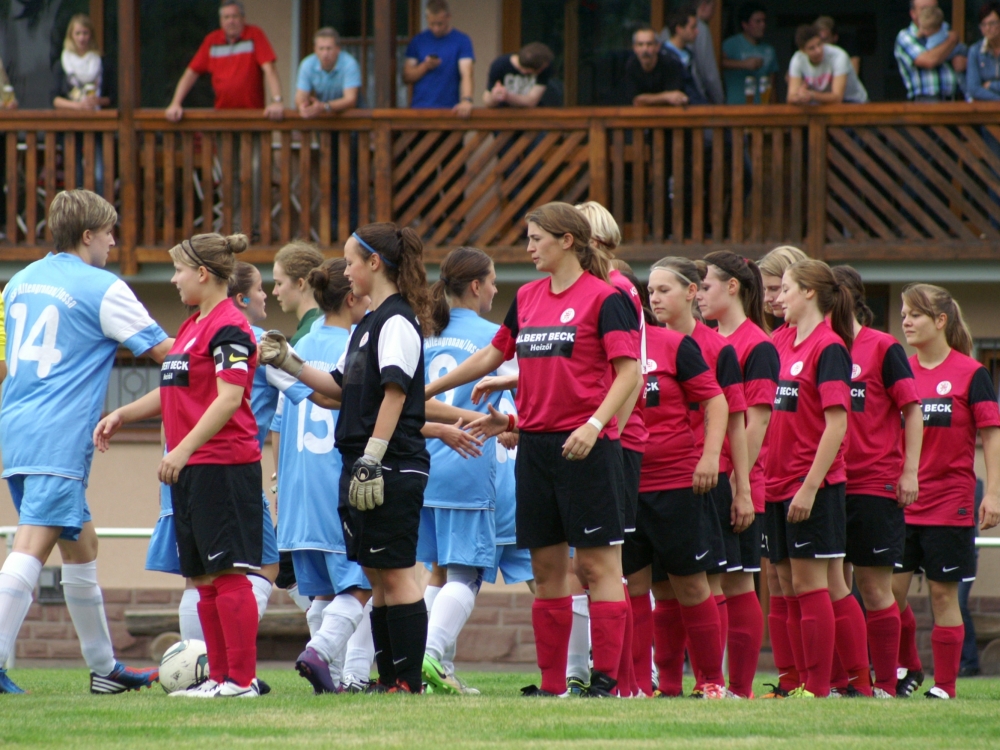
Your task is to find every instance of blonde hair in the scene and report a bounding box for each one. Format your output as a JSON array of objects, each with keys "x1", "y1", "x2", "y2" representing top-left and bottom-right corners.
[
  {"x1": 575, "y1": 201, "x2": 621, "y2": 254},
  {"x1": 63, "y1": 14, "x2": 100, "y2": 55},
  {"x1": 274, "y1": 241, "x2": 325, "y2": 281},
  {"x1": 758, "y1": 245, "x2": 808, "y2": 278},
  {"x1": 49, "y1": 189, "x2": 117, "y2": 252},
  {"x1": 918, "y1": 6, "x2": 944, "y2": 29},
  {"x1": 169, "y1": 233, "x2": 249, "y2": 282},
  {"x1": 902, "y1": 283, "x2": 973, "y2": 356}
]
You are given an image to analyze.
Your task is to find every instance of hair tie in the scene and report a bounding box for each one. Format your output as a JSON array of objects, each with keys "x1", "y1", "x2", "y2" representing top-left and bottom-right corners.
[
  {"x1": 352, "y1": 232, "x2": 397, "y2": 269},
  {"x1": 439, "y1": 276, "x2": 450, "y2": 285},
  {"x1": 182, "y1": 239, "x2": 228, "y2": 279}
]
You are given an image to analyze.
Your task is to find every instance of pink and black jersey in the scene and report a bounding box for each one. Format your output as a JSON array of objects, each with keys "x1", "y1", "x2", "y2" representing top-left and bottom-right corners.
[
  {"x1": 725, "y1": 318, "x2": 780, "y2": 513},
  {"x1": 160, "y1": 299, "x2": 260, "y2": 465},
  {"x1": 610, "y1": 269, "x2": 648, "y2": 453},
  {"x1": 846, "y1": 326, "x2": 920, "y2": 499},
  {"x1": 907, "y1": 349, "x2": 1000, "y2": 527},
  {"x1": 492, "y1": 272, "x2": 640, "y2": 436},
  {"x1": 765, "y1": 320, "x2": 851, "y2": 502},
  {"x1": 640, "y1": 327, "x2": 722, "y2": 492},
  {"x1": 688, "y1": 321, "x2": 747, "y2": 476}
]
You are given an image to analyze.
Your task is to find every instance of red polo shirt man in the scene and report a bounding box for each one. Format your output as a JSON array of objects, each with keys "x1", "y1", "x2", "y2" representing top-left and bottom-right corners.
[{"x1": 166, "y1": 0, "x2": 284, "y2": 122}]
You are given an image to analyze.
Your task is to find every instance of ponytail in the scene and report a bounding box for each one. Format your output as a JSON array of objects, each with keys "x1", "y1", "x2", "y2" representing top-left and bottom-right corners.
[
  {"x1": 902, "y1": 283, "x2": 973, "y2": 356},
  {"x1": 353, "y1": 222, "x2": 434, "y2": 332},
  {"x1": 428, "y1": 247, "x2": 494, "y2": 337},
  {"x1": 786, "y1": 259, "x2": 855, "y2": 350},
  {"x1": 831, "y1": 265, "x2": 874, "y2": 328},
  {"x1": 703, "y1": 250, "x2": 766, "y2": 330},
  {"x1": 526, "y1": 202, "x2": 609, "y2": 282}
]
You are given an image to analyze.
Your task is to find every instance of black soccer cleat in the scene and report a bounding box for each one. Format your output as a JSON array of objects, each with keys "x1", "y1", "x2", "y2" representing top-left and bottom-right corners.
[
  {"x1": 896, "y1": 668, "x2": 924, "y2": 698},
  {"x1": 582, "y1": 670, "x2": 618, "y2": 698},
  {"x1": 520, "y1": 684, "x2": 564, "y2": 697}
]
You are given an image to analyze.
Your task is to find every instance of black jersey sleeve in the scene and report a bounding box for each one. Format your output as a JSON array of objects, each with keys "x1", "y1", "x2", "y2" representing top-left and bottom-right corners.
[
  {"x1": 715, "y1": 344, "x2": 744, "y2": 388},
  {"x1": 743, "y1": 340, "x2": 780, "y2": 383},
  {"x1": 969, "y1": 366, "x2": 999, "y2": 405},
  {"x1": 881, "y1": 342, "x2": 915, "y2": 390},
  {"x1": 675, "y1": 335, "x2": 711, "y2": 382},
  {"x1": 598, "y1": 289, "x2": 640, "y2": 337},
  {"x1": 816, "y1": 343, "x2": 852, "y2": 386},
  {"x1": 209, "y1": 325, "x2": 255, "y2": 374},
  {"x1": 502, "y1": 295, "x2": 520, "y2": 339}
]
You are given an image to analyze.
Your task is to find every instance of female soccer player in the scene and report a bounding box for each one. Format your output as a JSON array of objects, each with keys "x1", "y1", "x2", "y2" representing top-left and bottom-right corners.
[
  {"x1": 758, "y1": 246, "x2": 808, "y2": 336},
  {"x1": 97, "y1": 233, "x2": 264, "y2": 698},
  {"x1": 272, "y1": 242, "x2": 326, "y2": 345},
  {"x1": 831, "y1": 266, "x2": 923, "y2": 698},
  {"x1": 651, "y1": 258, "x2": 751, "y2": 692},
  {"x1": 698, "y1": 251, "x2": 777, "y2": 698},
  {"x1": 765, "y1": 259, "x2": 854, "y2": 699},
  {"x1": 260, "y1": 223, "x2": 434, "y2": 694},
  {"x1": 425, "y1": 202, "x2": 641, "y2": 697},
  {"x1": 624, "y1": 259, "x2": 729, "y2": 698},
  {"x1": 893, "y1": 284, "x2": 1000, "y2": 699}
]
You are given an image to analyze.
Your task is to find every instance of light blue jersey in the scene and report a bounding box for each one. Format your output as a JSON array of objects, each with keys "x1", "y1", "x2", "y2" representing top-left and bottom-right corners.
[
  {"x1": 494, "y1": 391, "x2": 518, "y2": 545},
  {"x1": 423, "y1": 309, "x2": 502, "y2": 510},
  {"x1": 249, "y1": 325, "x2": 297, "y2": 449},
  {"x1": 1, "y1": 253, "x2": 166, "y2": 483},
  {"x1": 273, "y1": 323, "x2": 350, "y2": 552}
]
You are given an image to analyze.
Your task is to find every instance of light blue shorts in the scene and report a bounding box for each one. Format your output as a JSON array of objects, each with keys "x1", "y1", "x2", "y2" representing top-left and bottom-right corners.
[
  {"x1": 483, "y1": 543, "x2": 535, "y2": 585},
  {"x1": 145, "y1": 492, "x2": 279, "y2": 575},
  {"x1": 292, "y1": 549, "x2": 371, "y2": 597},
  {"x1": 416, "y1": 507, "x2": 496, "y2": 569},
  {"x1": 7, "y1": 474, "x2": 91, "y2": 541}
]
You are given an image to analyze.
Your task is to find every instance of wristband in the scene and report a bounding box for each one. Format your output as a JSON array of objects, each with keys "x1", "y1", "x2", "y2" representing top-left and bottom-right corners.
[
  {"x1": 364, "y1": 437, "x2": 388, "y2": 462},
  {"x1": 506, "y1": 413, "x2": 516, "y2": 432},
  {"x1": 587, "y1": 417, "x2": 604, "y2": 432}
]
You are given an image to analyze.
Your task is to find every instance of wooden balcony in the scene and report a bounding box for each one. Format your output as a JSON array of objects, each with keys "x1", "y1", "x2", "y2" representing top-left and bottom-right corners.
[{"x1": 2, "y1": 103, "x2": 999, "y2": 274}]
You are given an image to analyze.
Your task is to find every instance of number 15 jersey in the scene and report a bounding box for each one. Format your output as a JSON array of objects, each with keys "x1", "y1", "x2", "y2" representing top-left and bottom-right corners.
[{"x1": 1, "y1": 253, "x2": 167, "y2": 483}]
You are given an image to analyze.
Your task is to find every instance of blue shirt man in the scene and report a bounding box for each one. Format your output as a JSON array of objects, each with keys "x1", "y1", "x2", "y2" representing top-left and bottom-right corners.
[
  {"x1": 403, "y1": 0, "x2": 475, "y2": 115},
  {"x1": 722, "y1": 2, "x2": 779, "y2": 104},
  {"x1": 296, "y1": 27, "x2": 361, "y2": 118}
]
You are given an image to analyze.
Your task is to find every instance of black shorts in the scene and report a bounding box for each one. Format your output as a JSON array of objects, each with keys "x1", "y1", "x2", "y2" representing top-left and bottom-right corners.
[
  {"x1": 620, "y1": 448, "x2": 643, "y2": 534},
  {"x1": 899, "y1": 524, "x2": 976, "y2": 583},
  {"x1": 171, "y1": 462, "x2": 263, "y2": 579},
  {"x1": 764, "y1": 483, "x2": 846, "y2": 564},
  {"x1": 623, "y1": 487, "x2": 725, "y2": 580},
  {"x1": 846, "y1": 494, "x2": 905, "y2": 568},
  {"x1": 515, "y1": 431, "x2": 625, "y2": 550},
  {"x1": 339, "y1": 459, "x2": 427, "y2": 570},
  {"x1": 737, "y1": 515, "x2": 764, "y2": 573},
  {"x1": 708, "y1": 474, "x2": 741, "y2": 574}
]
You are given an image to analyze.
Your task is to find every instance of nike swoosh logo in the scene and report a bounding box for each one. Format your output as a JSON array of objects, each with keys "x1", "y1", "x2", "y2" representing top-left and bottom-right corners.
[
  {"x1": 584, "y1": 527, "x2": 602, "y2": 535},
  {"x1": 943, "y1": 566, "x2": 959, "y2": 573},
  {"x1": 695, "y1": 550, "x2": 709, "y2": 560},
  {"x1": 873, "y1": 548, "x2": 889, "y2": 554},
  {"x1": 794, "y1": 541, "x2": 812, "y2": 548},
  {"x1": 393, "y1": 658, "x2": 406, "y2": 665},
  {"x1": 207, "y1": 551, "x2": 225, "y2": 560},
  {"x1": 370, "y1": 547, "x2": 386, "y2": 553},
  {"x1": 228, "y1": 354, "x2": 248, "y2": 363}
]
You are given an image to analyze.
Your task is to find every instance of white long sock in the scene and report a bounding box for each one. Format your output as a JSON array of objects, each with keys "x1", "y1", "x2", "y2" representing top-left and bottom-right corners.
[
  {"x1": 566, "y1": 593, "x2": 590, "y2": 682},
  {"x1": 442, "y1": 638, "x2": 457, "y2": 676},
  {"x1": 343, "y1": 598, "x2": 374, "y2": 681},
  {"x1": 306, "y1": 598, "x2": 327, "y2": 637},
  {"x1": 0, "y1": 552, "x2": 42, "y2": 668},
  {"x1": 61, "y1": 561, "x2": 116, "y2": 676},
  {"x1": 307, "y1": 594, "x2": 364, "y2": 665},
  {"x1": 287, "y1": 584, "x2": 312, "y2": 612},
  {"x1": 249, "y1": 575, "x2": 272, "y2": 620},
  {"x1": 424, "y1": 584, "x2": 442, "y2": 613},
  {"x1": 178, "y1": 588, "x2": 204, "y2": 641},
  {"x1": 425, "y1": 582, "x2": 475, "y2": 663}
]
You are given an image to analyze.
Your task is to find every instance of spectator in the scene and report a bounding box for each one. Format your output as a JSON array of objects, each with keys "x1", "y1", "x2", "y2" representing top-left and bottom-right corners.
[
  {"x1": 722, "y1": 2, "x2": 778, "y2": 104},
  {"x1": 53, "y1": 14, "x2": 108, "y2": 111},
  {"x1": 787, "y1": 24, "x2": 868, "y2": 104},
  {"x1": 662, "y1": 6, "x2": 708, "y2": 105},
  {"x1": 483, "y1": 42, "x2": 554, "y2": 108},
  {"x1": 403, "y1": 0, "x2": 474, "y2": 118},
  {"x1": 166, "y1": 0, "x2": 284, "y2": 122},
  {"x1": 917, "y1": 7, "x2": 969, "y2": 77},
  {"x1": 624, "y1": 26, "x2": 687, "y2": 106},
  {"x1": 813, "y1": 16, "x2": 861, "y2": 75},
  {"x1": 894, "y1": 0, "x2": 965, "y2": 102},
  {"x1": 0, "y1": 57, "x2": 17, "y2": 109},
  {"x1": 692, "y1": 0, "x2": 724, "y2": 103},
  {"x1": 967, "y1": 2, "x2": 1000, "y2": 101},
  {"x1": 295, "y1": 27, "x2": 361, "y2": 118}
]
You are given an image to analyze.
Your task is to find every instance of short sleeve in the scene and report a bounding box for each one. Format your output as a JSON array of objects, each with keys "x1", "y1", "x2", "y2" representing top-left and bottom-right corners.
[
  {"x1": 189, "y1": 35, "x2": 213, "y2": 74},
  {"x1": 881, "y1": 343, "x2": 920, "y2": 409},
  {"x1": 816, "y1": 343, "x2": 851, "y2": 410},
  {"x1": 296, "y1": 57, "x2": 312, "y2": 93},
  {"x1": 99, "y1": 279, "x2": 168, "y2": 355},
  {"x1": 487, "y1": 57, "x2": 506, "y2": 89},
  {"x1": 743, "y1": 341, "x2": 779, "y2": 407},
  {"x1": 459, "y1": 32, "x2": 475, "y2": 60},
  {"x1": 265, "y1": 364, "x2": 300, "y2": 394},
  {"x1": 377, "y1": 315, "x2": 422, "y2": 390},
  {"x1": 253, "y1": 28, "x2": 277, "y2": 65},
  {"x1": 405, "y1": 36, "x2": 420, "y2": 60},
  {"x1": 788, "y1": 52, "x2": 804, "y2": 78},
  {"x1": 676, "y1": 336, "x2": 722, "y2": 403},
  {"x1": 536, "y1": 66, "x2": 553, "y2": 86},
  {"x1": 209, "y1": 325, "x2": 255, "y2": 385},
  {"x1": 598, "y1": 291, "x2": 640, "y2": 362},
  {"x1": 969, "y1": 367, "x2": 1000, "y2": 429},
  {"x1": 492, "y1": 296, "x2": 519, "y2": 361},
  {"x1": 722, "y1": 37, "x2": 738, "y2": 58},
  {"x1": 343, "y1": 54, "x2": 362, "y2": 89},
  {"x1": 270, "y1": 394, "x2": 284, "y2": 433},
  {"x1": 831, "y1": 47, "x2": 852, "y2": 76}
]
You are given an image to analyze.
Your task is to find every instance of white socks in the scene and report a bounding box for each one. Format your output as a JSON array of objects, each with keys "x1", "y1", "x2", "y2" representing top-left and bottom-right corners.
[
  {"x1": 249, "y1": 575, "x2": 272, "y2": 620},
  {"x1": 0, "y1": 552, "x2": 42, "y2": 669},
  {"x1": 307, "y1": 594, "x2": 365, "y2": 665},
  {"x1": 306, "y1": 598, "x2": 327, "y2": 637},
  {"x1": 424, "y1": 584, "x2": 442, "y2": 613},
  {"x1": 178, "y1": 588, "x2": 204, "y2": 641},
  {"x1": 566, "y1": 593, "x2": 591, "y2": 682},
  {"x1": 61, "y1": 561, "x2": 116, "y2": 676},
  {"x1": 425, "y1": 582, "x2": 476, "y2": 663},
  {"x1": 287, "y1": 584, "x2": 312, "y2": 612},
  {"x1": 343, "y1": 598, "x2": 374, "y2": 680}
]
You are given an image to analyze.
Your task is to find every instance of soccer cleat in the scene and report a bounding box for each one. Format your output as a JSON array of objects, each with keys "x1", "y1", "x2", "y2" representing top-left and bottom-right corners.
[
  {"x1": 726, "y1": 689, "x2": 750, "y2": 699},
  {"x1": 216, "y1": 679, "x2": 261, "y2": 698},
  {"x1": 566, "y1": 677, "x2": 588, "y2": 696},
  {"x1": 786, "y1": 686, "x2": 815, "y2": 698},
  {"x1": 365, "y1": 681, "x2": 393, "y2": 694},
  {"x1": 384, "y1": 679, "x2": 421, "y2": 694},
  {"x1": 520, "y1": 684, "x2": 567, "y2": 697},
  {"x1": 170, "y1": 679, "x2": 221, "y2": 698},
  {"x1": 896, "y1": 668, "x2": 924, "y2": 698},
  {"x1": 421, "y1": 654, "x2": 461, "y2": 695},
  {"x1": 924, "y1": 686, "x2": 951, "y2": 699},
  {"x1": 0, "y1": 669, "x2": 25, "y2": 694},
  {"x1": 295, "y1": 647, "x2": 339, "y2": 694},
  {"x1": 872, "y1": 687, "x2": 895, "y2": 699},
  {"x1": 341, "y1": 674, "x2": 370, "y2": 694},
  {"x1": 257, "y1": 678, "x2": 272, "y2": 696},
  {"x1": 583, "y1": 670, "x2": 618, "y2": 698},
  {"x1": 690, "y1": 684, "x2": 726, "y2": 700},
  {"x1": 90, "y1": 662, "x2": 159, "y2": 694},
  {"x1": 653, "y1": 689, "x2": 684, "y2": 698},
  {"x1": 759, "y1": 683, "x2": 789, "y2": 699},
  {"x1": 450, "y1": 672, "x2": 481, "y2": 695}
]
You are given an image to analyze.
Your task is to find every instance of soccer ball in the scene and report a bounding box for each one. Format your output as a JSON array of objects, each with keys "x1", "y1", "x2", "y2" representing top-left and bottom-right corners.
[{"x1": 159, "y1": 639, "x2": 209, "y2": 693}]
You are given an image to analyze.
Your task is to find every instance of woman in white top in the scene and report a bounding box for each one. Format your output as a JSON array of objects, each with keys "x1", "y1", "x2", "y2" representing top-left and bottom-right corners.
[{"x1": 53, "y1": 15, "x2": 108, "y2": 111}]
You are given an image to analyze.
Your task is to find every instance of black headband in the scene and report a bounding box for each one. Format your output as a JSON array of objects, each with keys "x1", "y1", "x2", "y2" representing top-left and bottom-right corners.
[{"x1": 182, "y1": 239, "x2": 228, "y2": 280}]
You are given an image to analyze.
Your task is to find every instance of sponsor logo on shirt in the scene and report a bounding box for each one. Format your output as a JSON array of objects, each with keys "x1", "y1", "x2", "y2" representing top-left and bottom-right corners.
[
  {"x1": 790, "y1": 361, "x2": 804, "y2": 376},
  {"x1": 160, "y1": 354, "x2": 190, "y2": 387},
  {"x1": 358, "y1": 332, "x2": 370, "y2": 348},
  {"x1": 515, "y1": 326, "x2": 577, "y2": 359},
  {"x1": 644, "y1": 376, "x2": 660, "y2": 408},
  {"x1": 645, "y1": 359, "x2": 657, "y2": 372},
  {"x1": 936, "y1": 380, "x2": 952, "y2": 396},
  {"x1": 852, "y1": 364, "x2": 862, "y2": 379},
  {"x1": 560, "y1": 308, "x2": 576, "y2": 323},
  {"x1": 851, "y1": 382, "x2": 867, "y2": 412},
  {"x1": 774, "y1": 380, "x2": 799, "y2": 412},
  {"x1": 922, "y1": 397, "x2": 952, "y2": 427}
]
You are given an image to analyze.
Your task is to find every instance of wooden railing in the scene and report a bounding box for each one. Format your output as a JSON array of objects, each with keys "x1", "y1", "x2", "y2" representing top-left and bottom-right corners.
[{"x1": 2, "y1": 103, "x2": 999, "y2": 273}]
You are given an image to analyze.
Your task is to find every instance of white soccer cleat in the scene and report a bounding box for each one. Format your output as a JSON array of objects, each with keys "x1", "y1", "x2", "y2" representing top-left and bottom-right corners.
[
  {"x1": 170, "y1": 679, "x2": 220, "y2": 698},
  {"x1": 216, "y1": 679, "x2": 261, "y2": 698}
]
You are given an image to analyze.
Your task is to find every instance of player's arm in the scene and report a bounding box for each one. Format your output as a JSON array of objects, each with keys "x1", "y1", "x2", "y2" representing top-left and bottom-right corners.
[
  {"x1": 0, "y1": 361, "x2": 6, "y2": 384},
  {"x1": 694, "y1": 393, "x2": 727, "y2": 496},
  {"x1": 787, "y1": 406, "x2": 847, "y2": 523},
  {"x1": 979, "y1": 426, "x2": 1000, "y2": 530},
  {"x1": 745, "y1": 404, "x2": 771, "y2": 469},
  {"x1": 727, "y1": 409, "x2": 754, "y2": 532},
  {"x1": 93, "y1": 388, "x2": 163, "y2": 452},
  {"x1": 422, "y1": 419, "x2": 483, "y2": 459},
  {"x1": 424, "y1": 398, "x2": 485, "y2": 425},
  {"x1": 425, "y1": 344, "x2": 506, "y2": 399},
  {"x1": 897, "y1": 401, "x2": 923, "y2": 507},
  {"x1": 258, "y1": 330, "x2": 344, "y2": 401},
  {"x1": 142, "y1": 338, "x2": 175, "y2": 364},
  {"x1": 158, "y1": 378, "x2": 244, "y2": 484}
]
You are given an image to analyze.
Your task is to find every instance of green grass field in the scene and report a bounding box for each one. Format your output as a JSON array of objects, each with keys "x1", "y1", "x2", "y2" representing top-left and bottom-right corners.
[{"x1": 3, "y1": 671, "x2": 1000, "y2": 749}]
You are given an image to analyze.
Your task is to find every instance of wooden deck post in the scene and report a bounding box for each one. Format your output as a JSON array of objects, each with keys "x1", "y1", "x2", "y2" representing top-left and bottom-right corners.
[
  {"x1": 588, "y1": 119, "x2": 608, "y2": 208},
  {"x1": 806, "y1": 116, "x2": 828, "y2": 259},
  {"x1": 373, "y1": 0, "x2": 397, "y2": 109},
  {"x1": 117, "y1": 0, "x2": 139, "y2": 275}
]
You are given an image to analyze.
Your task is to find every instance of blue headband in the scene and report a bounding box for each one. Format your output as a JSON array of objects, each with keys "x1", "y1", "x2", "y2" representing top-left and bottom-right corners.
[{"x1": 352, "y1": 232, "x2": 397, "y2": 269}]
